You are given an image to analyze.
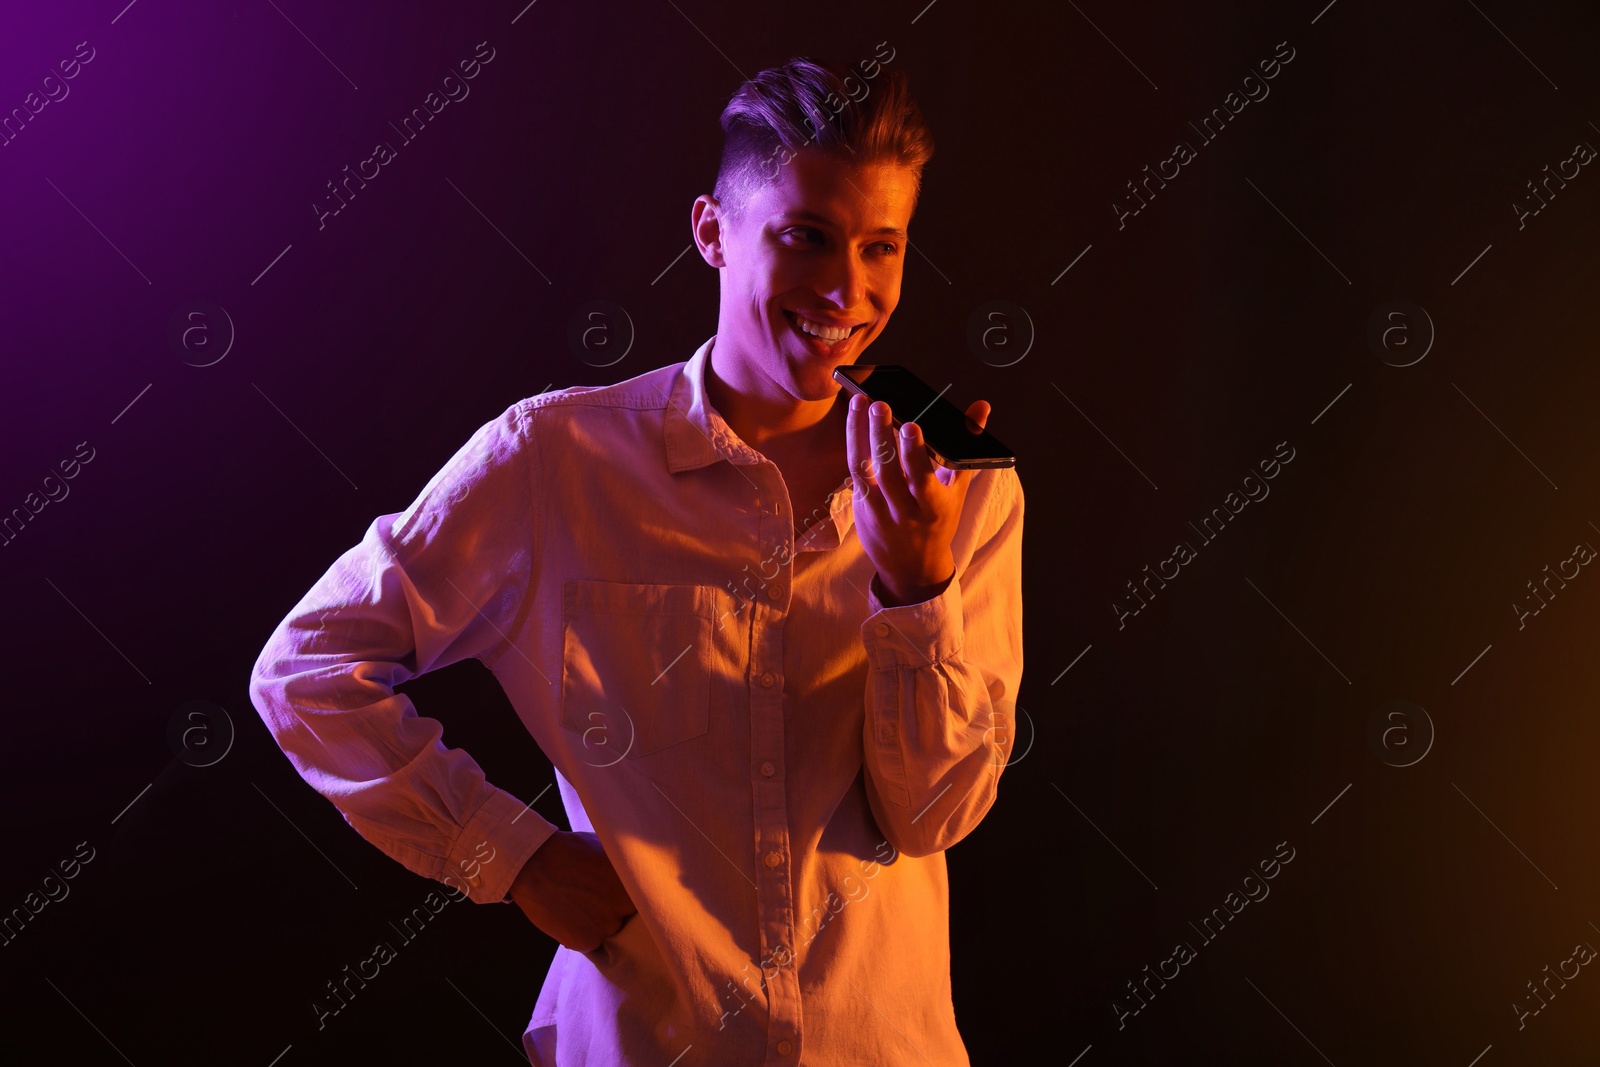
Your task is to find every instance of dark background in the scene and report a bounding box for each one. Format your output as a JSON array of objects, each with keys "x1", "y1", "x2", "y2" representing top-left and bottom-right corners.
[{"x1": 3, "y1": 0, "x2": 1599, "y2": 1063}]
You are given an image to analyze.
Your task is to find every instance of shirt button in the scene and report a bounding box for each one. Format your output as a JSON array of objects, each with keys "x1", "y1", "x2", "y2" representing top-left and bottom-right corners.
[
  {"x1": 879, "y1": 723, "x2": 898, "y2": 742},
  {"x1": 763, "y1": 851, "x2": 783, "y2": 869},
  {"x1": 768, "y1": 584, "x2": 784, "y2": 600},
  {"x1": 776, "y1": 1039, "x2": 794, "y2": 1056},
  {"x1": 874, "y1": 621, "x2": 891, "y2": 637},
  {"x1": 759, "y1": 761, "x2": 776, "y2": 777},
  {"x1": 760, "y1": 671, "x2": 775, "y2": 687}
]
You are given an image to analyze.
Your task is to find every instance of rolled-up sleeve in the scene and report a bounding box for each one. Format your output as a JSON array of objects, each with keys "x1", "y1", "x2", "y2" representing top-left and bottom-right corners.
[
  {"x1": 857, "y1": 466, "x2": 1025, "y2": 858},
  {"x1": 248, "y1": 399, "x2": 558, "y2": 904}
]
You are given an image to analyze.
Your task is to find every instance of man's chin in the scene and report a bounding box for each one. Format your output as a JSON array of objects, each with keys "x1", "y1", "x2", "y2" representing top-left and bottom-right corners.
[
  {"x1": 793, "y1": 354, "x2": 854, "y2": 399},
  {"x1": 774, "y1": 328, "x2": 873, "y2": 400}
]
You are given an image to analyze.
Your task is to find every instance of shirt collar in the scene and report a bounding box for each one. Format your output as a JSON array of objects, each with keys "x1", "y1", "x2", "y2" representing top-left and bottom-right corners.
[{"x1": 662, "y1": 335, "x2": 855, "y2": 545}]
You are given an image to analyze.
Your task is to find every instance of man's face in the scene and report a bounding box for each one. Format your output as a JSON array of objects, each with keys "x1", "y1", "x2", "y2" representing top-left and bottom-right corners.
[{"x1": 702, "y1": 148, "x2": 919, "y2": 405}]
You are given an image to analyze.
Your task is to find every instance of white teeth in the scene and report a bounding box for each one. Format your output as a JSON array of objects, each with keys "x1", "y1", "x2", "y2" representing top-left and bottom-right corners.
[{"x1": 793, "y1": 313, "x2": 853, "y2": 341}]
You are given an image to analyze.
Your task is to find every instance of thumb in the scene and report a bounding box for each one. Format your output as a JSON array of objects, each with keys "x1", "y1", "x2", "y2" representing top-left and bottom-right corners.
[{"x1": 965, "y1": 400, "x2": 990, "y2": 432}]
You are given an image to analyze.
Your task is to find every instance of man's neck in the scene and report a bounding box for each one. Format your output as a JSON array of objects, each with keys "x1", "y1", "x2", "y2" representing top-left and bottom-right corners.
[{"x1": 705, "y1": 339, "x2": 846, "y2": 458}]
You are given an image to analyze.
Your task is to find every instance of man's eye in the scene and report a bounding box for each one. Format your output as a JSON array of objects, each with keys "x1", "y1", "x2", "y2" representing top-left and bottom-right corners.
[{"x1": 782, "y1": 230, "x2": 898, "y2": 257}]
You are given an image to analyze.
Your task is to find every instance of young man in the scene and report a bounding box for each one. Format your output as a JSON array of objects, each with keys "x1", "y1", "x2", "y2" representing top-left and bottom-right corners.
[{"x1": 249, "y1": 56, "x2": 1024, "y2": 1066}]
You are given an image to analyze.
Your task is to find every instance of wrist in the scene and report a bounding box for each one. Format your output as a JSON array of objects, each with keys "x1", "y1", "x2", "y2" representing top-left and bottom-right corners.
[
  {"x1": 510, "y1": 830, "x2": 562, "y2": 902},
  {"x1": 877, "y1": 561, "x2": 955, "y2": 607}
]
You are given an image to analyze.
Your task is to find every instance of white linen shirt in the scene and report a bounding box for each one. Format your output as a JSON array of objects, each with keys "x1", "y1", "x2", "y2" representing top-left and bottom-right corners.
[{"x1": 248, "y1": 334, "x2": 1025, "y2": 1066}]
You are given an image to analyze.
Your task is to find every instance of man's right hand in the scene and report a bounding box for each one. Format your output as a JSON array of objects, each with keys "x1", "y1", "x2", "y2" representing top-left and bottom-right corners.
[{"x1": 507, "y1": 829, "x2": 637, "y2": 953}]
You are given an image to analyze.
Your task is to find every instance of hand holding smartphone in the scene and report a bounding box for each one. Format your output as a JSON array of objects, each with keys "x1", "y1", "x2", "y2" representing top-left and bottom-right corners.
[{"x1": 833, "y1": 364, "x2": 1016, "y2": 470}]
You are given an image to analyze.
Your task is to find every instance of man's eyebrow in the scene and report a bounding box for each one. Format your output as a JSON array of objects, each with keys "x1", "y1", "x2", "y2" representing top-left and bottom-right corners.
[{"x1": 772, "y1": 210, "x2": 906, "y2": 239}]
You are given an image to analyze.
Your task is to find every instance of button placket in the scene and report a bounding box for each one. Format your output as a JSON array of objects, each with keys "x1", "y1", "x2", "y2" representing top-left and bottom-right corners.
[{"x1": 747, "y1": 466, "x2": 803, "y2": 1051}]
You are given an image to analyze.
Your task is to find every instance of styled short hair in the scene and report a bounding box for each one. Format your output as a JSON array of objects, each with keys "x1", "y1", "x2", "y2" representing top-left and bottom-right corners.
[{"x1": 712, "y1": 55, "x2": 935, "y2": 224}]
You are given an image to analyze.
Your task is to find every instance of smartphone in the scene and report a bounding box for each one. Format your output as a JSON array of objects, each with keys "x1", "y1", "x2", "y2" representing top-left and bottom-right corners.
[{"x1": 832, "y1": 364, "x2": 1017, "y2": 470}]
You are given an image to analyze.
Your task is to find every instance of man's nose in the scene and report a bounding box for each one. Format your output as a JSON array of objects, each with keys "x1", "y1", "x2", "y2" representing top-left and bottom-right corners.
[{"x1": 818, "y1": 250, "x2": 867, "y2": 311}]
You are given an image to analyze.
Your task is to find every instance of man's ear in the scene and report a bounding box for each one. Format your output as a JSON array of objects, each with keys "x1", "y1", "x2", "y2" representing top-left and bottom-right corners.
[{"x1": 692, "y1": 195, "x2": 727, "y2": 268}]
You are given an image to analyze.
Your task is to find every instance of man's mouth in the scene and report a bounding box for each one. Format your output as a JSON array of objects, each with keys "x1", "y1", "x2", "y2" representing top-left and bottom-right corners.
[{"x1": 783, "y1": 310, "x2": 867, "y2": 356}]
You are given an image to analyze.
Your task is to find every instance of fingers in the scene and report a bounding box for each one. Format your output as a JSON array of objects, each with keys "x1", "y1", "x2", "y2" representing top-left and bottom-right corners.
[
  {"x1": 866, "y1": 400, "x2": 916, "y2": 515},
  {"x1": 850, "y1": 395, "x2": 993, "y2": 506},
  {"x1": 898, "y1": 421, "x2": 940, "y2": 496},
  {"x1": 846, "y1": 393, "x2": 875, "y2": 496},
  {"x1": 849, "y1": 394, "x2": 909, "y2": 512}
]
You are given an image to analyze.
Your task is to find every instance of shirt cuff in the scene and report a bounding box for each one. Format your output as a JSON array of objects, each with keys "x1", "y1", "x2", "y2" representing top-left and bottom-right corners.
[
  {"x1": 861, "y1": 570, "x2": 965, "y2": 670},
  {"x1": 443, "y1": 786, "x2": 560, "y2": 905}
]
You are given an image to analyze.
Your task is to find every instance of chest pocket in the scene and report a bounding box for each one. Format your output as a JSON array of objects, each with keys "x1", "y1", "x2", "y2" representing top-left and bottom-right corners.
[{"x1": 560, "y1": 579, "x2": 716, "y2": 761}]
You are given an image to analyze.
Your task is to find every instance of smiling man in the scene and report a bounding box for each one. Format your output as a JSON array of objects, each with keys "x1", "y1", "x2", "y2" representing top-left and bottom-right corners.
[{"x1": 249, "y1": 56, "x2": 1024, "y2": 1066}]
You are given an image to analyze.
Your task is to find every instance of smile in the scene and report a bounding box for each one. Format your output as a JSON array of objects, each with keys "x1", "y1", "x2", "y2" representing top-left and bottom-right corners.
[{"x1": 783, "y1": 310, "x2": 867, "y2": 353}]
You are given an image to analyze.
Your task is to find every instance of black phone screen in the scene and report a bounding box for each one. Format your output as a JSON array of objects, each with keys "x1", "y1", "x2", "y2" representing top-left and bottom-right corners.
[{"x1": 833, "y1": 364, "x2": 1016, "y2": 469}]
